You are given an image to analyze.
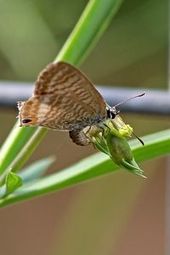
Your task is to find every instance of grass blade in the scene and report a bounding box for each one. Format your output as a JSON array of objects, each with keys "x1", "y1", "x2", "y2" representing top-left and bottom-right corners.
[{"x1": 0, "y1": 129, "x2": 169, "y2": 208}]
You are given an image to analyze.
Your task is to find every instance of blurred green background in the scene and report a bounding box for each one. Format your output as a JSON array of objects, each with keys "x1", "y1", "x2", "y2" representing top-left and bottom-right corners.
[{"x1": 0, "y1": 0, "x2": 168, "y2": 255}]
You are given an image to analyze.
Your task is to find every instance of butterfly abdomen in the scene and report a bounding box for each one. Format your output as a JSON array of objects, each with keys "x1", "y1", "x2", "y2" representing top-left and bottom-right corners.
[{"x1": 69, "y1": 129, "x2": 90, "y2": 146}]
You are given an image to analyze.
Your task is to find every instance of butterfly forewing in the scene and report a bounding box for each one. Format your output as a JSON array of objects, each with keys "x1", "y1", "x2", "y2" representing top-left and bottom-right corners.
[{"x1": 19, "y1": 62, "x2": 107, "y2": 130}]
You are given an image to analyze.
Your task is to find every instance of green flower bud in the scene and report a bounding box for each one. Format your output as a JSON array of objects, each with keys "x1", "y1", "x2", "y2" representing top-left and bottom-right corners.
[
  {"x1": 105, "y1": 132, "x2": 145, "y2": 177},
  {"x1": 87, "y1": 116, "x2": 145, "y2": 177}
]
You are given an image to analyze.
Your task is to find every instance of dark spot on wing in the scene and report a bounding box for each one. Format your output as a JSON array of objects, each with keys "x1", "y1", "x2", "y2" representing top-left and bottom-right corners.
[{"x1": 22, "y1": 119, "x2": 32, "y2": 124}]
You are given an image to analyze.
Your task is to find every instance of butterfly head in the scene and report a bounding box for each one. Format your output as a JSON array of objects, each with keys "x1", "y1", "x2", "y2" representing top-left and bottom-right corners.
[{"x1": 106, "y1": 106, "x2": 118, "y2": 119}]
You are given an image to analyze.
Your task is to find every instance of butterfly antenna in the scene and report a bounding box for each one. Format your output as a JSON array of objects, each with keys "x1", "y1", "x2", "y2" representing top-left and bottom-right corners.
[
  {"x1": 133, "y1": 132, "x2": 144, "y2": 146},
  {"x1": 114, "y1": 93, "x2": 145, "y2": 108}
]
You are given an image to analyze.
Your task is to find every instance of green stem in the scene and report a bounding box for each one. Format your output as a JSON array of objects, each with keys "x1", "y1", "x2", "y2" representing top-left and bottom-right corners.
[
  {"x1": 0, "y1": 129, "x2": 169, "y2": 208},
  {"x1": 0, "y1": 0, "x2": 123, "y2": 177},
  {"x1": 0, "y1": 123, "x2": 37, "y2": 173},
  {"x1": 0, "y1": 128, "x2": 47, "y2": 183},
  {"x1": 56, "y1": 0, "x2": 123, "y2": 65}
]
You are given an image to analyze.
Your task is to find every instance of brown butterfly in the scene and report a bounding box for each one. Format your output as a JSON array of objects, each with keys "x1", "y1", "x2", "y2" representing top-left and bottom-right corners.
[{"x1": 17, "y1": 62, "x2": 117, "y2": 145}]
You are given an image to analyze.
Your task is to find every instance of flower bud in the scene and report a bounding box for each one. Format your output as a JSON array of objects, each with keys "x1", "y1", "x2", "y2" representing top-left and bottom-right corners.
[
  {"x1": 87, "y1": 116, "x2": 145, "y2": 177},
  {"x1": 105, "y1": 132, "x2": 145, "y2": 177}
]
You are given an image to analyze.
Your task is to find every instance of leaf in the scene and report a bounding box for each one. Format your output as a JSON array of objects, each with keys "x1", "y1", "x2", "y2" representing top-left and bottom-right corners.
[
  {"x1": 20, "y1": 156, "x2": 56, "y2": 183},
  {"x1": 5, "y1": 172, "x2": 23, "y2": 196},
  {"x1": 0, "y1": 129, "x2": 169, "y2": 208}
]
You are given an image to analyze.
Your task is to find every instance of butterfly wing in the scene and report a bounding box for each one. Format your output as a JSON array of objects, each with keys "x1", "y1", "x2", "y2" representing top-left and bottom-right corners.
[{"x1": 18, "y1": 62, "x2": 106, "y2": 130}]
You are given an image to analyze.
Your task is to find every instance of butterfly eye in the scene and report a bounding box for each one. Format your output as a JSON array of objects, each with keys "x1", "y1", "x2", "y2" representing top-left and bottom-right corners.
[{"x1": 22, "y1": 118, "x2": 32, "y2": 124}]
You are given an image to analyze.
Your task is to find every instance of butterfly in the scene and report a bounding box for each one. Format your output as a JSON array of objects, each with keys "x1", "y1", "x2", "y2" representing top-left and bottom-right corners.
[{"x1": 17, "y1": 61, "x2": 117, "y2": 145}]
